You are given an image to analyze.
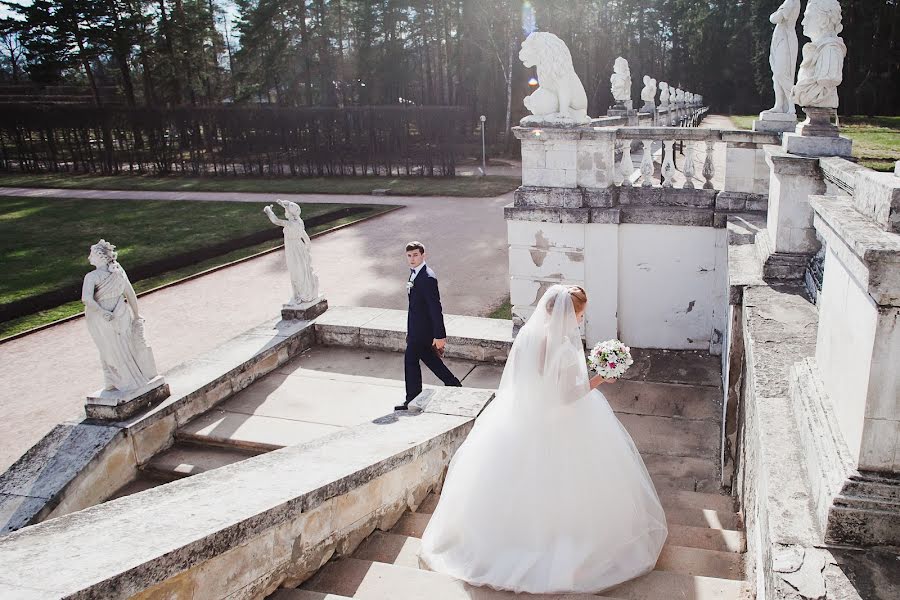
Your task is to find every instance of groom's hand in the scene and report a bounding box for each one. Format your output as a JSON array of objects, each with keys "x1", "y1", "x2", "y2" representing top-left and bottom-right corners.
[{"x1": 433, "y1": 338, "x2": 446, "y2": 351}]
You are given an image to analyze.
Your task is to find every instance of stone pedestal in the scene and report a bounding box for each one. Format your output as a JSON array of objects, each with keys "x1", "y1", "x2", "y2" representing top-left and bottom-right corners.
[
  {"x1": 759, "y1": 149, "x2": 826, "y2": 279},
  {"x1": 752, "y1": 110, "x2": 797, "y2": 134},
  {"x1": 282, "y1": 295, "x2": 328, "y2": 321},
  {"x1": 85, "y1": 376, "x2": 170, "y2": 421},
  {"x1": 783, "y1": 106, "x2": 853, "y2": 158}
]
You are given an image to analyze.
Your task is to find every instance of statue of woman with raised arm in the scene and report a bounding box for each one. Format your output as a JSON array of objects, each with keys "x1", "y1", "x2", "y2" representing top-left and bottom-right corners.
[
  {"x1": 82, "y1": 240, "x2": 159, "y2": 393},
  {"x1": 264, "y1": 200, "x2": 320, "y2": 305}
]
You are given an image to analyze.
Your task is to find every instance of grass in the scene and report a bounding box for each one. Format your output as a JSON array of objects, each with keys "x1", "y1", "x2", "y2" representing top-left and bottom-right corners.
[
  {"x1": 0, "y1": 197, "x2": 397, "y2": 339},
  {"x1": 488, "y1": 296, "x2": 512, "y2": 320},
  {"x1": 728, "y1": 114, "x2": 899, "y2": 172},
  {"x1": 0, "y1": 173, "x2": 521, "y2": 198}
]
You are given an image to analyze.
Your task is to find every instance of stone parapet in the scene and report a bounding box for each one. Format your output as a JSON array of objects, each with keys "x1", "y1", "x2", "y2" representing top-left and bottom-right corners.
[
  {"x1": 0, "y1": 387, "x2": 494, "y2": 599},
  {"x1": 0, "y1": 318, "x2": 316, "y2": 535},
  {"x1": 314, "y1": 306, "x2": 513, "y2": 364}
]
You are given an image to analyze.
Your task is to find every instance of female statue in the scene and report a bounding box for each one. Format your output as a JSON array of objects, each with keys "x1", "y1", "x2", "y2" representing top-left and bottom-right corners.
[
  {"x1": 82, "y1": 240, "x2": 159, "y2": 392},
  {"x1": 610, "y1": 57, "x2": 632, "y2": 107},
  {"x1": 765, "y1": 0, "x2": 802, "y2": 115},
  {"x1": 264, "y1": 200, "x2": 320, "y2": 304}
]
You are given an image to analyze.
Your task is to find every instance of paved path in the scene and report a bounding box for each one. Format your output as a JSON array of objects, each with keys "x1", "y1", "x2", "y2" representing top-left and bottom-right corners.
[{"x1": 0, "y1": 191, "x2": 512, "y2": 472}]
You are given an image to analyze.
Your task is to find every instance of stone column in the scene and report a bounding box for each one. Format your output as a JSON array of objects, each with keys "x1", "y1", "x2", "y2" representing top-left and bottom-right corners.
[
  {"x1": 757, "y1": 149, "x2": 826, "y2": 279},
  {"x1": 791, "y1": 169, "x2": 900, "y2": 547}
]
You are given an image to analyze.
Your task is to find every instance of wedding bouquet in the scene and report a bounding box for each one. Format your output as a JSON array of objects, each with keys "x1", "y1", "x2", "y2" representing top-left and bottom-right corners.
[{"x1": 588, "y1": 339, "x2": 633, "y2": 379}]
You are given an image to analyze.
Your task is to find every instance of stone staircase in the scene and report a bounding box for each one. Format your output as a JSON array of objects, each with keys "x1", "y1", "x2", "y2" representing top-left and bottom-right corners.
[
  {"x1": 266, "y1": 349, "x2": 751, "y2": 600},
  {"x1": 110, "y1": 345, "x2": 504, "y2": 499}
]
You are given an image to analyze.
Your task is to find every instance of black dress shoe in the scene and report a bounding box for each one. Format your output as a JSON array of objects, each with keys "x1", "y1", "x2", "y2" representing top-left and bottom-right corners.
[{"x1": 394, "y1": 404, "x2": 409, "y2": 411}]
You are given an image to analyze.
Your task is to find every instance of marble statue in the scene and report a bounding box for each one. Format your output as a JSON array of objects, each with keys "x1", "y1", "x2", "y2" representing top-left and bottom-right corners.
[
  {"x1": 264, "y1": 200, "x2": 321, "y2": 305},
  {"x1": 82, "y1": 240, "x2": 159, "y2": 393},
  {"x1": 668, "y1": 86, "x2": 677, "y2": 107},
  {"x1": 792, "y1": 0, "x2": 846, "y2": 109},
  {"x1": 610, "y1": 57, "x2": 632, "y2": 107},
  {"x1": 764, "y1": 0, "x2": 802, "y2": 115},
  {"x1": 675, "y1": 88, "x2": 685, "y2": 105},
  {"x1": 519, "y1": 31, "x2": 590, "y2": 124},
  {"x1": 658, "y1": 82, "x2": 670, "y2": 108},
  {"x1": 640, "y1": 76, "x2": 657, "y2": 111}
]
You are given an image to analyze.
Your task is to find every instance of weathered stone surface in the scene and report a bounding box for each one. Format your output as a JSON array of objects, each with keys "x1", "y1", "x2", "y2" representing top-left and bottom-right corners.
[
  {"x1": 282, "y1": 297, "x2": 328, "y2": 321},
  {"x1": 820, "y1": 156, "x2": 866, "y2": 196},
  {"x1": 851, "y1": 170, "x2": 900, "y2": 234},
  {"x1": 0, "y1": 411, "x2": 475, "y2": 598},
  {"x1": 513, "y1": 186, "x2": 584, "y2": 208},
  {"x1": 783, "y1": 133, "x2": 853, "y2": 158},
  {"x1": 618, "y1": 187, "x2": 716, "y2": 209},
  {"x1": 410, "y1": 388, "x2": 494, "y2": 418},
  {"x1": 811, "y1": 195, "x2": 900, "y2": 306},
  {"x1": 0, "y1": 422, "x2": 122, "y2": 499},
  {"x1": 620, "y1": 206, "x2": 714, "y2": 227},
  {"x1": 85, "y1": 377, "x2": 171, "y2": 421}
]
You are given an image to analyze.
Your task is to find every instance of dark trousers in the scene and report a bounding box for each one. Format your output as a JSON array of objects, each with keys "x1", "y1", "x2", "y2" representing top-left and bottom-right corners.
[{"x1": 404, "y1": 339, "x2": 461, "y2": 403}]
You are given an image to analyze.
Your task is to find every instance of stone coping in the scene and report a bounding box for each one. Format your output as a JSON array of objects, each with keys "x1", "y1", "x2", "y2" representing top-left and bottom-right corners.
[
  {"x1": 820, "y1": 156, "x2": 866, "y2": 196},
  {"x1": 0, "y1": 318, "x2": 316, "y2": 535},
  {"x1": 811, "y1": 195, "x2": 900, "y2": 306},
  {"x1": 314, "y1": 307, "x2": 513, "y2": 364},
  {"x1": 0, "y1": 387, "x2": 494, "y2": 598}
]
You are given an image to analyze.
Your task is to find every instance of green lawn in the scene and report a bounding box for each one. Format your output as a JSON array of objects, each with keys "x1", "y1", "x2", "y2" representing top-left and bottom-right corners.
[
  {"x1": 728, "y1": 114, "x2": 899, "y2": 172},
  {"x1": 0, "y1": 173, "x2": 521, "y2": 198},
  {"x1": 488, "y1": 296, "x2": 512, "y2": 320},
  {"x1": 0, "y1": 197, "x2": 397, "y2": 339}
]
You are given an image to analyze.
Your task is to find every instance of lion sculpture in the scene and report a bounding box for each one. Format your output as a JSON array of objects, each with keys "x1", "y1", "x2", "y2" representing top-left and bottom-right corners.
[{"x1": 519, "y1": 32, "x2": 590, "y2": 125}]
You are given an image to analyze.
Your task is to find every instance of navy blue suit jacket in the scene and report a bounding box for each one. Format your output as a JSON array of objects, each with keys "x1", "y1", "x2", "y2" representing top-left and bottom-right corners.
[{"x1": 407, "y1": 265, "x2": 447, "y2": 344}]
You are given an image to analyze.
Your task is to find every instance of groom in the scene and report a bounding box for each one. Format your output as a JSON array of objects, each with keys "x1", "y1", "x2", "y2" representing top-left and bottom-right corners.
[{"x1": 396, "y1": 241, "x2": 462, "y2": 411}]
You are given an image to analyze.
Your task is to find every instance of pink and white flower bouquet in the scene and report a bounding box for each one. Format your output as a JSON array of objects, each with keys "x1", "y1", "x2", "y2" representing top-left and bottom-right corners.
[{"x1": 587, "y1": 339, "x2": 634, "y2": 379}]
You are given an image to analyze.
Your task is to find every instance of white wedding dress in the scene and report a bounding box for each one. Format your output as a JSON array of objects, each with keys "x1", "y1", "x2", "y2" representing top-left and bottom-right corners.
[{"x1": 419, "y1": 285, "x2": 667, "y2": 594}]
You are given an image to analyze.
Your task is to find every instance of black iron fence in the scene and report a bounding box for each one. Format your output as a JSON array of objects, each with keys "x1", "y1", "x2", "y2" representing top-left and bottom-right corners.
[{"x1": 0, "y1": 105, "x2": 471, "y2": 177}]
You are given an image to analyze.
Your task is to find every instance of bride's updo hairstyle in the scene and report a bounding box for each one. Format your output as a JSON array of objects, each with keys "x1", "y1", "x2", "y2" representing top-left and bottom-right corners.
[{"x1": 545, "y1": 285, "x2": 588, "y2": 314}]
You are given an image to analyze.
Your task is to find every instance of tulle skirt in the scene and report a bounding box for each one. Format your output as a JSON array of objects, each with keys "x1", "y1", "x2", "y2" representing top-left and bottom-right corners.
[{"x1": 419, "y1": 388, "x2": 668, "y2": 594}]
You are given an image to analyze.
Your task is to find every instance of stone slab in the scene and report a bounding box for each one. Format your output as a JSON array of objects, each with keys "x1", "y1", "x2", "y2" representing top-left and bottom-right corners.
[
  {"x1": 85, "y1": 377, "x2": 171, "y2": 421},
  {"x1": 282, "y1": 296, "x2": 329, "y2": 321},
  {"x1": 852, "y1": 170, "x2": 900, "y2": 234},
  {"x1": 410, "y1": 388, "x2": 495, "y2": 418},
  {"x1": 622, "y1": 348, "x2": 722, "y2": 388},
  {"x1": 783, "y1": 133, "x2": 853, "y2": 158},
  {"x1": 820, "y1": 156, "x2": 866, "y2": 196},
  {"x1": 602, "y1": 380, "x2": 721, "y2": 421}
]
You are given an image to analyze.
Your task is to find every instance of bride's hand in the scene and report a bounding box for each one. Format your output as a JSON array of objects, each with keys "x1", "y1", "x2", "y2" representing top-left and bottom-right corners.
[{"x1": 589, "y1": 374, "x2": 615, "y2": 389}]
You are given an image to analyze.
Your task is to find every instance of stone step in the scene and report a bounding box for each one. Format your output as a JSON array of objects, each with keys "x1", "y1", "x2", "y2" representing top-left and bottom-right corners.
[
  {"x1": 271, "y1": 591, "x2": 355, "y2": 600},
  {"x1": 143, "y1": 442, "x2": 262, "y2": 481},
  {"x1": 301, "y1": 558, "x2": 747, "y2": 599},
  {"x1": 617, "y1": 413, "x2": 721, "y2": 459},
  {"x1": 177, "y1": 410, "x2": 343, "y2": 452},
  {"x1": 642, "y1": 453, "x2": 720, "y2": 493},
  {"x1": 391, "y1": 507, "x2": 742, "y2": 550},
  {"x1": 416, "y1": 490, "x2": 738, "y2": 520},
  {"x1": 353, "y1": 531, "x2": 744, "y2": 581},
  {"x1": 602, "y1": 380, "x2": 722, "y2": 421},
  {"x1": 300, "y1": 557, "x2": 618, "y2": 599}
]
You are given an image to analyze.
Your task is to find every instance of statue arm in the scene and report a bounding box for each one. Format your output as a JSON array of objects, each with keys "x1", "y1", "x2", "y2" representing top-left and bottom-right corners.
[
  {"x1": 264, "y1": 206, "x2": 289, "y2": 227},
  {"x1": 81, "y1": 274, "x2": 103, "y2": 312}
]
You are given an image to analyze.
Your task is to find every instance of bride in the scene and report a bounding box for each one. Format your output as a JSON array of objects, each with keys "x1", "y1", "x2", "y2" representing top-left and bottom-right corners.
[{"x1": 419, "y1": 285, "x2": 667, "y2": 593}]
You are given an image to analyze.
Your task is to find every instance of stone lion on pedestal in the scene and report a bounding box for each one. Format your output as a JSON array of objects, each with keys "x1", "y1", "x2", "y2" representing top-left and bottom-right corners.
[{"x1": 519, "y1": 32, "x2": 590, "y2": 125}]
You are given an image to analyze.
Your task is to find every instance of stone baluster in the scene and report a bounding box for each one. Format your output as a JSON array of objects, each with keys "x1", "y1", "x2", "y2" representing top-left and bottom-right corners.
[
  {"x1": 661, "y1": 140, "x2": 676, "y2": 187},
  {"x1": 620, "y1": 139, "x2": 635, "y2": 187},
  {"x1": 702, "y1": 140, "x2": 715, "y2": 189},
  {"x1": 683, "y1": 142, "x2": 696, "y2": 188},
  {"x1": 640, "y1": 139, "x2": 654, "y2": 186}
]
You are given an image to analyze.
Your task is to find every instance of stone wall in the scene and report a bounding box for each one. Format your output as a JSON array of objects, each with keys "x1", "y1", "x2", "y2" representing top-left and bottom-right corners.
[{"x1": 0, "y1": 388, "x2": 494, "y2": 599}]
